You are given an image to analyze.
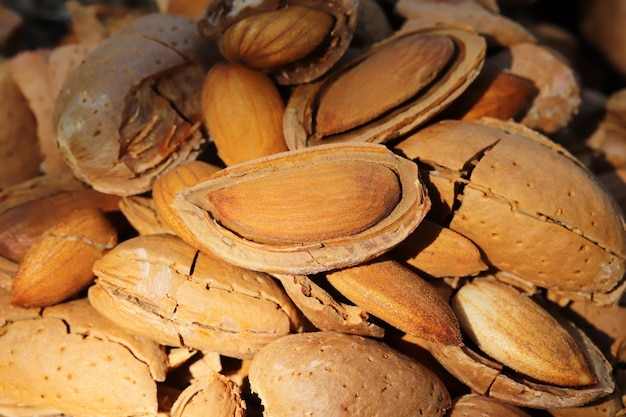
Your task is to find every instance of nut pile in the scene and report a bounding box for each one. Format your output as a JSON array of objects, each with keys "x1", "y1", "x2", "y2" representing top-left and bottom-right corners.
[{"x1": 0, "y1": 0, "x2": 626, "y2": 416}]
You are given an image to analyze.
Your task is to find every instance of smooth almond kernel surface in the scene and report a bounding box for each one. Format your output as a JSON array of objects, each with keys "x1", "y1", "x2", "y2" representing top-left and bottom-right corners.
[
  {"x1": 315, "y1": 33, "x2": 455, "y2": 136},
  {"x1": 207, "y1": 160, "x2": 401, "y2": 244},
  {"x1": 220, "y1": 5, "x2": 335, "y2": 70},
  {"x1": 452, "y1": 278, "x2": 597, "y2": 387}
]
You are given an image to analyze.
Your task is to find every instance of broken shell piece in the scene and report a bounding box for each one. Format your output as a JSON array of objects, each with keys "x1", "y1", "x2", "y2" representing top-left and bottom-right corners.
[
  {"x1": 54, "y1": 13, "x2": 219, "y2": 196},
  {"x1": 170, "y1": 372, "x2": 246, "y2": 417},
  {"x1": 394, "y1": 118, "x2": 626, "y2": 306},
  {"x1": 90, "y1": 234, "x2": 306, "y2": 359},
  {"x1": 272, "y1": 273, "x2": 385, "y2": 338},
  {"x1": 447, "y1": 394, "x2": 531, "y2": 417},
  {"x1": 0, "y1": 291, "x2": 168, "y2": 416},
  {"x1": 283, "y1": 23, "x2": 485, "y2": 149},
  {"x1": 173, "y1": 143, "x2": 430, "y2": 275},
  {"x1": 249, "y1": 331, "x2": 452, "y2": 417}
]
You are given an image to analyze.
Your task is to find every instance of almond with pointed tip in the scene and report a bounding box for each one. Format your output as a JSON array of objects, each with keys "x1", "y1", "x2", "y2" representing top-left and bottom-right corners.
[
  {"x1": 451, "y1": 278, "x2": 596, "y2": 387},
  {"x1": 325, "y1": 257, "x2": 462, "y2": 346},
  {"x1": 11, "y1": 208, "x2": 117, "y2": 307}
]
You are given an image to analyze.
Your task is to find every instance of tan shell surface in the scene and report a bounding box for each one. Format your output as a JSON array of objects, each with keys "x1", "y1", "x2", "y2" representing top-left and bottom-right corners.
[
  {"x1": 54, "y1": 13, "x2": 216, "y2": 196},
  {"x1": 395, "y1": 119, "x2": 626, "y2": 302},
  {"x1": 448, "y1": 394, "x2": 532, "y2": 417},
  {"x1": 90, "y1": 233, "x2": 306, "y2": 359},
  {"x1": 249, "y1": 331, "x2": 452, "y2": 417},
  {"x1": 173, "y1": 143, "x2": 429, "y2": 275},
  {"x1": 170, "y1": 372, "x2": 246, "y2": 417},
  {"x1": 0, "y1": 293, "x2": 167, "y2": 416}
]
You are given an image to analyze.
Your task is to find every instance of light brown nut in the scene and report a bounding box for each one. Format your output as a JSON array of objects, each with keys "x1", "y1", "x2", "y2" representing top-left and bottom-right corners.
[
  {"x1": 0, "y1": 172, "x2": 120, "y2": 262},
  {"x1": 0, "y1": 291, "x2": 168, "y2": 416},
  {"x1": 249, "y1": 331, "x2": 452, "y2": 417},
  {"x1": 452, "y1": 278, "x2": 596, "y2": 387},
  {"x1": 173, "y1": 142, "x2": 430, "y2": 274},
  {"x1": 152, "y1": 160, "x2": 222, "y2": 246},
  {"x1": 200, "y1": 62, "x2": 288, "y2": 166},
  {"x1": 325, "y1": 257, "x2": 462, "y2": 346},
  {"x1": 394, "y1": 118, "x2": 626, "y2": 305},
  {"x1": 283, "y1": 23, "x2": 486, "y2": 149},
  {"x1": 54, "y1": 13, "x2": 219, "y2": 196},
  {"x1": 423, "y1": 290, "x2": 615, "y2": 409},
  {"x1": 391, "y1": 218, "x2": 488, "y2": 278},
  {"x1": 10, "y1": 208, "x2": 117, "y2": 308},
  {"x1": 447, "y1": 394, "x2": 531, "y2": 417},
  {"x1": 170, "y1": 372, "x2": 246, "y2": 417},
  {"x1": 90, "y1": 233, "x2": 306, "y2": 359},
  {"x1": 197, "y1": 0, "x2": 358, "y2": 85},
  {"x1": 272, "y1": 273, "x2": 385, "y2": 338}
]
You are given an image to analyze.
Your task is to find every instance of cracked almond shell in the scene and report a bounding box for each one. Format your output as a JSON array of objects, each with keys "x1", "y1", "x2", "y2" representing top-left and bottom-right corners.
[
  {"x1": 0, "y1": 291, "x2": 167, "y2": 416},
  {"x1": 394, "y1": 118, "x2": 626, "y2": 305},
  {"x1": 173, "y1": 143, "x2": 430, "y2": 274},
  {"x1": 54, "y1": 13, "x2": 219, "y2": 196},
  {"x1": 283, "y1": 23, "x2": 486, "y2": 149},
  {"x1": 89, "y1": 233, "x2": 306, "y2": 359}
]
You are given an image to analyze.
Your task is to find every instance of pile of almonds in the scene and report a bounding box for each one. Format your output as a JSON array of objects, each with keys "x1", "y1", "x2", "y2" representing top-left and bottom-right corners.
[{"x1": 1, "y1": 0, "x2": 626, "y2": 416}]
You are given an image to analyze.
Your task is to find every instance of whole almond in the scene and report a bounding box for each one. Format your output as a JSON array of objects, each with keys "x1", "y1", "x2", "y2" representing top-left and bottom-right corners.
[
  {"x1": 218, "y1": 5, "x2": 335, "y2": 70},
  {"x1": 10, "y1": 208, "x2": 118, "y2": 307},
  {"x1": 325, "y1": 257, "x2": 462, "y2": 346},
  {"x1": 451, "y1": 278, "x2": 596, "y2": 386},
  {"x1": 201, "y1": 62, "x2": 288, "y2": 166}
]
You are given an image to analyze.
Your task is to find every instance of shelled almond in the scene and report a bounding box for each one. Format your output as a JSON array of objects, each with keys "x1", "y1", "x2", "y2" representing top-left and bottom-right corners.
[{"x1": 0, "y1": 1, "x2": 625, "y2": 416}]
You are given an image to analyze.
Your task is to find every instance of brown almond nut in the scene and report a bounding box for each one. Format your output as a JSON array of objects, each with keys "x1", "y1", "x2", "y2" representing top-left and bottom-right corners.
[
  {"x1": 325, "y1": 257, "x2": 462, "y2": 346},
  {"x1": 10, "y1": 208, "x2": 117, "y2": 308},
  {"x1": 0, "y1": 173, "x2": 120, "y2": 262},
  {"x1": 394, "y1": 118, "x2": 626, "y2": 305},
  {"x1": 452, "y1": 278, "x2": 596, "y2": 387},
  {"x1": 197, "y1": 0, "x2": 358, "y2": 84},
  {"x1": 283, "y1": 24, "x2": 486, "y2": 149},
  {"x1": 391, "y1": 218, "x2": 488, "y2": 278},
  {"x1": 424, "y1": 303, "x2": 615, "y2": 409},
  {"x1": 218, "y1": 5, "x2": 335, "y2": 70},
  {"x1": 272, "y1": 273, "x2": 385, "y2": 338},
  {"x1": 0, "y1": 292, "x2": 168, "y2": 416},
  {"x1": 90, "y1": 233, "x2": 306, "y2": 359},
  {"x1": 119, "y1": 195, "x2": 176, "y2": 236},
  {"x1": 200, "y1": 63, "x2": 288, "y2": 166},
  {"x1": 152, "y1": 160, "x2": 222, "y2": 246},
  {"x1": 170, "y1": 372, "x2": 246, "y2": 417},
  {"x1": 173, "y1": 142, "x2": 430, "y2": 274},
  {"x1": 249, "y1": 332, "x2": 452, "y2": 417},
  {"x1": 54, "y1": 13, "x2": 219, "y2": 196}
]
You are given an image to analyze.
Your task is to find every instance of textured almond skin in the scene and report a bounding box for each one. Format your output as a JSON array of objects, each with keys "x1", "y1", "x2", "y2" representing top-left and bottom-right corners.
[
  {"x1": 201, "y1": 63, "x2": 288, "y2": 166},
  {"x1": 249, "y1": 332, "x2": 451, "y2": 417},
  {"x1": 218, "y1": 5, "x2": 334, "y2": 70},
  {"x1": 11, "y1": 208, "x2": 117, "y2": 307},
  {"x1": 174, "y1": 143, "x2": 429, "y2": 274},
  {"x1": 0, "y1": 293, "x2": 167, "y2": 416},
  {"x1": 447, "y1": 394, "x2": 531, "y2": 417},
  {"x1": 395, "y1": 119, "x2": 626, "y2": 305},
  {"x1": 170, "y1": 372, "x2": 246, "y2": 417},
  {"x1": 325, "y1": 257, "x2": 462, "y2": 346},
  {"x1": 452, "y1": 278, "x2": 596, "y2": 387}
]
